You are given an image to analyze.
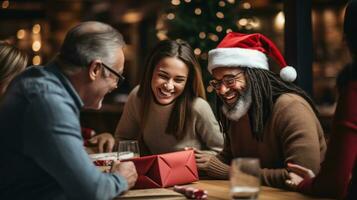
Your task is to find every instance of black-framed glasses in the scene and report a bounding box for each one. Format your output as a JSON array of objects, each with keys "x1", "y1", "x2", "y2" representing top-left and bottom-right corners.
[
  {"x1": 101, "y1": 62, "x2": 125, "y2": 85},
  {"x1": 209, "y1": 71, "x2": 244, "y2": 90}
]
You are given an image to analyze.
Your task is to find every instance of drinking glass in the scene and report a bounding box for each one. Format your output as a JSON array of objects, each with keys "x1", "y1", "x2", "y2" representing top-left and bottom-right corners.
[
  {"x1": 117, "y1": 140, "x2": 140, "y2": 160},
  {"x1": 230, "y1": 158, "x2": 261, "y2": 200}
]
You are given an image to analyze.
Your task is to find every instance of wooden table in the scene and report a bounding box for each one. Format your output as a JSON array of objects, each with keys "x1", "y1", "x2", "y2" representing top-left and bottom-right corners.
[
  {"x1": 188, "y1": 180, "x2": 332, "y2": 200},
  {"x1": 118, "y1": 180, "x2": 333, "y2": 200}
]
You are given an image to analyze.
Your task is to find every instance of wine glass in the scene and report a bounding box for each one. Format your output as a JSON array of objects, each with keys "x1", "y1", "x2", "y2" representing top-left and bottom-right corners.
[{"x1": 117, "y1": 140, "x2": 140, "y2": 160}]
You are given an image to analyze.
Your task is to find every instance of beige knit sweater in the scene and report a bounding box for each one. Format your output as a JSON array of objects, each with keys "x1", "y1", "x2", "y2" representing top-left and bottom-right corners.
[
  {"x1": 115, "y1": 86, "x2": 224, "y2": 155},
  {"x1": 205, "y1": 93, "x2": 327, "y2": 189}
]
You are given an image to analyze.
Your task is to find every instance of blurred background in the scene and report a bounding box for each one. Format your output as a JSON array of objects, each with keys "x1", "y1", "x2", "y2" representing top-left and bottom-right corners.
[{"x1": 0, "y1": 0, "x2": 350, "y2": 135}]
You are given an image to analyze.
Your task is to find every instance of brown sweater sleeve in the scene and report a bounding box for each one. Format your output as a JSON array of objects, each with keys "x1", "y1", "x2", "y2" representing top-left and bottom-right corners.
[
  {"x1": 205, "y1": 156, "x2": 230, "y2": 179},
  {"x1": 261, "y1": 95, "x2": 326, "y2": 188},
  {"x1": 203, "y1": 133, "x2": 233, "y2": 179},
  {"x1": 204, "y1": 141, "x2": 291, "y2": 183}
]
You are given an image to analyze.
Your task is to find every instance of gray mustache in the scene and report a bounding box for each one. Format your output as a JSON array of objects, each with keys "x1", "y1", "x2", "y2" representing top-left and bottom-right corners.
[{"x1": 222, "y1": 89, "x2": 244, "y2": 99}]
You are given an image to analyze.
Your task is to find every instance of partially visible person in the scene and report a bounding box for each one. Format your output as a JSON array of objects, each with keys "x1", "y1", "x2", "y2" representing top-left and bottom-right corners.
[
  {"x1": 0, "y1": 41, "x2": 28, "y2": 98},
  {"x1": 285, "y1": 1, "x2": 357, "y2": 199},
  {"x1": 194, "y1": 32, "x2": 327, "y2": 189},
  {"x1": 0, "y1": 42, "x2": 98, "y2": 147},
  {"x1": 0, "y1": 21, "x2": 137, "y2": 200},
  {"x1": 90, "y1": 39, "x2": 224, "y2": 155}
]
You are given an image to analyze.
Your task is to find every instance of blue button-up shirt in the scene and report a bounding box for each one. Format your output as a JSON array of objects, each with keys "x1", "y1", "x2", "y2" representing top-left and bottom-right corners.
[{"x1": 0, "y1": 62, "x2": 127, "y2": 200}]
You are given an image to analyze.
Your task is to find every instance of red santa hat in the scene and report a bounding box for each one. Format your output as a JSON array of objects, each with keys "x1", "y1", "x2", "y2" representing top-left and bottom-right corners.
[{"x1": 208, "y1": 32, "x2": 297, "y2": 82}]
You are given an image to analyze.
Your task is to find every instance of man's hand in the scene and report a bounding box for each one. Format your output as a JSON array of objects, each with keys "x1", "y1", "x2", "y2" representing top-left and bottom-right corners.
[
  {"x1": 88, "y1": 133, "x2": 115, "y2": 153},
  {"x1": 285, "y1": 163, "x2": 315, "y2": 190},
  {"x1": 186, "y1": 147, "x2": 215, "y2": 171},
  {"x1": 111, "y1": 161, "x2": 138, "y2": 189}
]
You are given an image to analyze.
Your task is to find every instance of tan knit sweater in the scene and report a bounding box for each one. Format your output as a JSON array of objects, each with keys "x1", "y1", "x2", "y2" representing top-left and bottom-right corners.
[
  {"x1": 205, "y1": 93, "x2": 327, "y2": 189},
  {"x1": 115, "y1": 86, "x2": 224, "y2": 155}
]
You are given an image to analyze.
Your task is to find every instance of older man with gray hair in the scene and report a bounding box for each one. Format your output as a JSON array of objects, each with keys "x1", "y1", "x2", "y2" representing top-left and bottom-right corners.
[{"x1": 0, "y1": 21, "x2": 137, "y2": 200}]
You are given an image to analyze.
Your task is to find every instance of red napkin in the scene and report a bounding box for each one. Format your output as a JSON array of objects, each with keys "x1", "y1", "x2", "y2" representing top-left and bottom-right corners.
[{"x1": 124, "y1": 150, "x2": 199, "y2": 189}]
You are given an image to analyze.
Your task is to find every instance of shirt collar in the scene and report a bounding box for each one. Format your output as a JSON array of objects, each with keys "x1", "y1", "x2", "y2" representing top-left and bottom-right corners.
[{"x1": 46, "y1": 61, "x2": 84, "y2": 109}]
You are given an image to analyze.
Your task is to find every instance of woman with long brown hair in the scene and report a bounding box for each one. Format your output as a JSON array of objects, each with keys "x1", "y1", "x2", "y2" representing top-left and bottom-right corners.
[{"x1": 92, "y1": 39, "x2": 223, "y2": 155}]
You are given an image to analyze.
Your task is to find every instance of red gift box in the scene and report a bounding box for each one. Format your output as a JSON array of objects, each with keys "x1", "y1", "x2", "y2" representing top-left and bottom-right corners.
[{"x1": 124, "y1": 150, "x2": 199, "y2": 189}]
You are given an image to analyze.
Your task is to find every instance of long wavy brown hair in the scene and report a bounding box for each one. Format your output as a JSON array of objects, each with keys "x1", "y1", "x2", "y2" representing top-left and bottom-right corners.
[
  {"x1": 217, "y1": 68, "x2": 318, "y2": 141},
  {"x1": 138, "y1": 40, "x2": 206, "y2": 140}
]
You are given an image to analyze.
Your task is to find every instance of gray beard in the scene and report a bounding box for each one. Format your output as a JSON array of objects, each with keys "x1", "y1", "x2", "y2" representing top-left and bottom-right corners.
[{"x1": 222, "y1": 87, "x2": 252, "y2": 121}]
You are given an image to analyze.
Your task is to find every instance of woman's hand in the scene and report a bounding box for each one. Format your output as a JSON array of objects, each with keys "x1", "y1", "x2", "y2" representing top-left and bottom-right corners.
[
  {"x1": 285, "y1": 163, "x2": 315, "y2": 190},
  {"x1": 185, "y1": 147, "x2": 215, "y2": 171},
  {"x1": 88, "y1": 133, "x2": 115, "y2": 153}
]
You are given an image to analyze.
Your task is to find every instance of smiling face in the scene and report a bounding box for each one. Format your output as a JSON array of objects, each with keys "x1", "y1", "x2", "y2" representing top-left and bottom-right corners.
[
  {"x1": 211, "y1": 67, "x2": 247, "y2": 107},
  {"x1": 85, "y1": 48, "x2": 125, "y2": 109},
  {"x1": 151, "y1": 57, "x2": 189, "y2": 105}
]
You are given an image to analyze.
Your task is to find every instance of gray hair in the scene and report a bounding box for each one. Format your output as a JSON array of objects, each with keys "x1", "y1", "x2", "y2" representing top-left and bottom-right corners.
[{"x1": 59, "y1": 21, "x2": 125, "y2": 70}]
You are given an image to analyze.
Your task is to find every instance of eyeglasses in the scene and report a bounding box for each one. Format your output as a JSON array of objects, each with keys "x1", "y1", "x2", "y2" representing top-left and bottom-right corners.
[
  {"x1": 209, "y1": 72, "x2": 244, "y2": 90},
  {"x1": 101, "y1": 62, "x2": 125, "y2": 86}
]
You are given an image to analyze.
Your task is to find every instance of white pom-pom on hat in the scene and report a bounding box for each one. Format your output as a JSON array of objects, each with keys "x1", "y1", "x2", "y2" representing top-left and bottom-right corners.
[{"x1": 280, "y1": 66, "x2": 297, "y2": 82}]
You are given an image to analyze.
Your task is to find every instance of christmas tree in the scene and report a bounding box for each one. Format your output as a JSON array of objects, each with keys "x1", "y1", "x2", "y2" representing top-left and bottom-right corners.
[{"x1": 161, "y1": 0, "x2": 240, "y2": 61}]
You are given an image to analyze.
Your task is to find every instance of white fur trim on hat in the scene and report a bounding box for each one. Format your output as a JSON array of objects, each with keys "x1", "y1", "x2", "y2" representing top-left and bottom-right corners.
[
  {"x1": 280, "y1": 66, "x2": 297, "y2": 82},
  {"x1": 208, "y1": 48, "x2": 269, "y2": 73}
]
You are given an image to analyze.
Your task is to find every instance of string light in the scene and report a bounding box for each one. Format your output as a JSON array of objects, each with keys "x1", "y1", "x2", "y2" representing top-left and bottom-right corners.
[
  {"x1": 122, "y1": 11, "x2": 143, "y2": 23},
  {"x1": 250, "y1": 18, "x2": 261, "y2": 29},
  {"x1": 226, "y1": 29, "x2": 233, "y2": 33},
  {"x1": 194, "y1": 48, "x2": 201, "y2": 55},
  {"x1": 274, "y1": 11, "x2": 285, "y2": 31},
  {"x1": 17, "y1": 29, "x2": 26, "y2": 39},
  {"x1": 194, "y1": 8, "x2": 202, "y2": 15},
  {"x1": 2, "y1": 0, "x2": 9, "y2": 9},
  {"x1": 216, "y1": 12, "x2": 224, "y2": 19},
  {"x1": 216, "y1": 25, "x2": 223, "y2": 32},
  {"x1": 199, "y1": 32, "x2": 206, "y2": 39},
  {"x1": 156, "y1": 31, "x2": 168, "y2": 40},
  {"x1": 167, "y1": 13, "x2": 175, "y2": 20},
  {"x1": 156, "y1": 14, "x2": 165, "y2": 30},
  {"x1": 209, "y1": 33, "x2": 219, "y2": 42},
  {"x1": 32, "y1": 41, "x2": 41, "y2": 52},
  {"x1": 171, "y1": 0, "x2": 180, "y2": 6},
  {"x1": 242, "y1": 2, "x2": 251, "y2": 9},
  {"x1": 32, "y1": 24, "x2": 41, "y2": 34},
  {"x1": 218, "y1": 1, "x2": 226, "y2": 7},
  {"x1": 237, "y1": 18, "x2": 248, "y2": 26},
  {"x1": 227, "y1": 0, "x2": 235, "y2": 4},
  {"x1": 32, "y1": 55, "x2": 41, "y2": 65},
  {"x1": 184, "y1": 0, "x2": 191, "y2": 2},
  {"x1": 237, "y1": 18, "x2": 261, "y2": 30}
]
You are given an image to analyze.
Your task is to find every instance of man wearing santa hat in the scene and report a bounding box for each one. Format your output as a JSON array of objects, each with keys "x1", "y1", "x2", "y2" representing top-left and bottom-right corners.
[{"x1": 194, "y1": 32, "x2": 327, "y2": 189}]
